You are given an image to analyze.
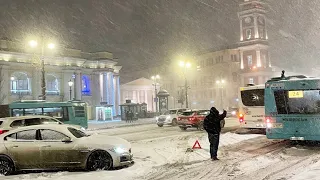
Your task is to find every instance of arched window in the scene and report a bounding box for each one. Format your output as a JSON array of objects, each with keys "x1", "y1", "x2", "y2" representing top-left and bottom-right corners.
[
  {"x1": 46, "y1": 74, "x2": 59, "y2": 95},
  {"x1": 10, "y1": 72, "x2": 31, "y2": 95},
  {"x1": 82, "y1": 75, "x2": 91, "y2": 95}
]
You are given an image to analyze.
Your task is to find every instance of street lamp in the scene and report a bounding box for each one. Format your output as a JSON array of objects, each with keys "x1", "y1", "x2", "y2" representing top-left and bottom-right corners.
[
  {"x1": 179, "y1": 61, "x2": 191, "y2": 108},
  {"x1": 68, "y1": 79, "x2": 74, "y2": 101},
  {"x1": 29, "y1": 39, "x2": 56, "y2": 100},
  {"x1": 151, "y1": 75, "x2": 160, "y2": 113},
  {"x1": 216, "y1": 79, "x2": 226, "y2": 109}
]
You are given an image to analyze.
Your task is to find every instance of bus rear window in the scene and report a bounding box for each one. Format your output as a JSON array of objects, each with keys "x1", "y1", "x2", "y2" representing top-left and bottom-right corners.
[
  {"x1": 240, "y1": 89, "x2": 264, "y2": 106},
  {"x1": 274, "y1": 90, "x2": 320, "y2": 114},
  {"x1": 74, "y1": 107, "x2": 85, "y2": 117}
]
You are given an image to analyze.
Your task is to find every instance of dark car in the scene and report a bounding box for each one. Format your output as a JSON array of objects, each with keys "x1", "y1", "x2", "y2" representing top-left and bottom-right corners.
[{"x1": 177, "y1": 110, "x2": 209, "y2": 131}]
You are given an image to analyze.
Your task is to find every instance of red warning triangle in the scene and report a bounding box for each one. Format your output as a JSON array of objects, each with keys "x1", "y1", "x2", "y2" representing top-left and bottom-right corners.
[{"x1": 192, "y1": 140, "x2": 202, "y2": 149}]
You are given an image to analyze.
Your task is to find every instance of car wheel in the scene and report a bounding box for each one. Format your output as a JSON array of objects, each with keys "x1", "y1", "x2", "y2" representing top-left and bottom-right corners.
[
  {"x1": 180, "y1": 127, "x2": 187, "y2": 131},
  {"x1": 86, "y1": 150, "x2": 113, "y2": 171},
  {"x1": 0, "y1": 155, "x2": 14, "y2": 176},
  {"x1": 197, "y1": 122, "x2": 204, "y2": 131},
  {"x1": 172, "y1": 119, "x2": 178, "y2": 126},
  {"x1": 157, "y1": 124, "x2": 163, "y2": 127}
]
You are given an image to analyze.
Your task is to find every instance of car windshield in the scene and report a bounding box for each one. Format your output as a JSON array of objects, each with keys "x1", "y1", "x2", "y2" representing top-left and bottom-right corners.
[
  {"x1": 68, "y1": 127, "x2": 89, "y2": 138},
  {"x1": 0, "y1": 121, "x2": 2, "y2": 126},
  {"x1": 181, "y1": 111, "x2": 195, "y2": 116},
  {"x1": 163, "y1": 110, "x2": 177, "y2": 115}
]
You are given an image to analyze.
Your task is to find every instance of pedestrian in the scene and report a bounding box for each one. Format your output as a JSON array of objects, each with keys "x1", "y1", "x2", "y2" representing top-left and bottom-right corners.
[
  {"x1": 203, "y1": 107, "x2": 227, "y2": 161},
  {"x1": 125, "y1": 110, "x2": 129, "y2": 123}
]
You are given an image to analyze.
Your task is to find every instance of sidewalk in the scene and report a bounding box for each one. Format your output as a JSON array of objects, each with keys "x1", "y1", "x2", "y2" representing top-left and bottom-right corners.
[{"x1": 87, "y1": 118, "x2": 156, "y2": 131}]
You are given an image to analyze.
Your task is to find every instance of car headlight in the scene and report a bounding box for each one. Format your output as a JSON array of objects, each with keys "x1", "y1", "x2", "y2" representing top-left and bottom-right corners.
[
  {"x1": 166, "y1": 115, "x2": 171, "y2": 119},
  {"x1": 156, "y1": 117, "x2": 159, "y2": 120},
  {"x1": 80, "y1": 127, "x2": 86, "y2": 131},
  {"x1": 231, "y1": 111, "x2": 236, "y2": 115},
  {"x1": 111, "y1": 147, "x2": 127, "y2": 154}
]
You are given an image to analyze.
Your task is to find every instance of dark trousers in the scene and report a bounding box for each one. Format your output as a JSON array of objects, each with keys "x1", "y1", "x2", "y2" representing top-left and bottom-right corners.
[{"x1": 208, "y1": 133, "x2": 220, "y2": 158}]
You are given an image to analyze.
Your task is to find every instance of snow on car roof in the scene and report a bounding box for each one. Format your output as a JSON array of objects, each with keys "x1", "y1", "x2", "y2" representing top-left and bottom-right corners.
[{"x1": 0, "y1": 115, "x2": 57, "y2": 121}]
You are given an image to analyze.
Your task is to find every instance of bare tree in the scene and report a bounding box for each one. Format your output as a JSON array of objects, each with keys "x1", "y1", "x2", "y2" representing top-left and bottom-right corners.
[{"x1": 0, "y1": 65, "x2": 7, "y2": 104}]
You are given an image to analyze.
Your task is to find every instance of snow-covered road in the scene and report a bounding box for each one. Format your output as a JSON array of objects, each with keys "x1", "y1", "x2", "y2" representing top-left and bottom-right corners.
[{"x1": 4, "y1": 118, "x2": 320, "y2": 180}]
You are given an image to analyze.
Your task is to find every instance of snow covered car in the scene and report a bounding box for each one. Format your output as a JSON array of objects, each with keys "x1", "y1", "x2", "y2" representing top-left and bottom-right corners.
[
  {"x1": 156, "y1": 108, "x2": 187, "y2": 127},
  {"x1": 0, "y1": 115, "x2": 86, "y2": 135},
  {"x1": 0, "y1": 124, "x2": 133, "y2": 175},
  {"x1": 177, "y1": 110, "x2": 209, "y2": 131}
]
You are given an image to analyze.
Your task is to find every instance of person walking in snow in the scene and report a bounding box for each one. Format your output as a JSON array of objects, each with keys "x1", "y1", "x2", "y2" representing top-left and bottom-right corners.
[{"x1": 203, "y1": 107, "x2": 227, "y2": 161}]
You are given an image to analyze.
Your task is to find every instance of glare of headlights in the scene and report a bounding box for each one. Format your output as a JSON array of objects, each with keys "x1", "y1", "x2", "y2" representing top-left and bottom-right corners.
[
  {"x1": 114, "y1": 147, "x2": 126, "y2": 154},
  {"x1": 231, "y1": 111, "x2": 236, "y2": 115}
]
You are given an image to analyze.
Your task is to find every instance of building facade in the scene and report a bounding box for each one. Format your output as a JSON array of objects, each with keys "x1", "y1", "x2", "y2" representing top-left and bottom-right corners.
[
  {"x1": 0, "y1": 39, "x2": 121, "y2": 120},
  {"x1": 120, "y1": 77, "x2": 158, "y2": 112}
]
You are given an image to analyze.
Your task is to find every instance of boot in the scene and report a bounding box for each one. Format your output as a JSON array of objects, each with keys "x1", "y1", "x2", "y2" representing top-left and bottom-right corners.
[{"x1": 212, "y1": 157, "x2": 219, "y2": 161}]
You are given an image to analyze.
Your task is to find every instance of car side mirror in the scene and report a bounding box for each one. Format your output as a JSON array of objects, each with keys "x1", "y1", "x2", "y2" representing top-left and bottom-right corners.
[{"x1": 62, "y1": 137, "x2": 72, "y2": 143}]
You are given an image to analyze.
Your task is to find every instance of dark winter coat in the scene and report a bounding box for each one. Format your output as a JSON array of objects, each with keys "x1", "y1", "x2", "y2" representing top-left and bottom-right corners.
[{"x1": 204, "y1": 107, "x2": 227, "y2": 134}]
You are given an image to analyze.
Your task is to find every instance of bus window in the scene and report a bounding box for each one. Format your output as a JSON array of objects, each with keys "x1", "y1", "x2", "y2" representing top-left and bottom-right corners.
[
  {"x1": 240, "y1": 89, "x2": 264, "y2": 106},
  {"x1": 74, "y1": 106, "x2": 85, "y2": 117},
  {"x1": 12, "y1": 109, "x2": 23, "y2": 116},
  {"x1": 24, "y1": 108, "x2": 43, "y2": 116},
  {"x1": 43, "y1": 107, "x2": 62, "y2": 118},
  {"x1": 274, "y1": 90, "x2": 320, "y2": 114}
]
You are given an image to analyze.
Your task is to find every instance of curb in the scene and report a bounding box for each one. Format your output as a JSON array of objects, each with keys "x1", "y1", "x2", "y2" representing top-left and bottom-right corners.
[{"x1": 87, "y1": 120, "x2": 156, "y2": 131}]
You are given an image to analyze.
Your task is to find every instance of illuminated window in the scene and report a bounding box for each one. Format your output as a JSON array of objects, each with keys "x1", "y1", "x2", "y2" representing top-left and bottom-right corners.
[
  {"x1": 10, "y1": 72, "x2": 31, "y2": 95},
  {"x1": 246, "y1": 29, "x2": 252, "y2": 39},
  {"x1": 82, "y1": 75, "x2": 91, "y2": 96},
  {"x1": 247, "y1": 55, "x2": 253, "y2": 67},
  {"x1": 46, "y1": 74, "x2": 59, "y2": 95},
  {"x1": 249, "y1": 78, "x2": 254, "y2": 84}
]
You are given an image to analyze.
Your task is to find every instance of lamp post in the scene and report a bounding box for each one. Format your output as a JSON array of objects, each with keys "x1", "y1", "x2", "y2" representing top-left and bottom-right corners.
[
  {"x1": 29, "y1": 38, "x2": 55, "y2": 100},
  {"x1": 151, "y1": 75, "x2": 160, "y2": 113},
  {"x1": 216, "y1": 79, "x2": 225, "y2": 109},
  {"x1": 68, "y1": 79, "x2": 74, "y2": 101},
  {"x1": 179, "y1": 61, "x2": 191, "y2": 108}
]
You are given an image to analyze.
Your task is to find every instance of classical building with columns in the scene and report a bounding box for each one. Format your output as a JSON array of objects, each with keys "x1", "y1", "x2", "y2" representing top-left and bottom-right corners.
[
  {"x1": 120, "y1": 78, "x2": 158, "y2": 112},
  {"x1": 0, "y1": 39, "x2": 121, "y2": 120}
]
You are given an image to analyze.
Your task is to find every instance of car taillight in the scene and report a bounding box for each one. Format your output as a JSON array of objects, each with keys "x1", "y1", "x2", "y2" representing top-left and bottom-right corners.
[
  {"x1": 0, "y1": 130, "x2": 9, "y2": 135},
  {"x1": 239, "y1": 113, "x2": 244, "y2": 122},
  {"x1": 189, "y1": 117, "x2": 196, "y2": 121}
]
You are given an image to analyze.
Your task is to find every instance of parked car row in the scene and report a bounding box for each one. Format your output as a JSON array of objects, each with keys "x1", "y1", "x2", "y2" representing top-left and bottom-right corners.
[
  {"x1": 0, "y1": 115, "x2": 133, "y2": 176},
  {"x1": 156, "y1": 109, "x2": 210, "y2": 131}
]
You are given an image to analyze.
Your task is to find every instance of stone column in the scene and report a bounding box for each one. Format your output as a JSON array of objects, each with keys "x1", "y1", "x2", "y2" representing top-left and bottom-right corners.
[
  {"x1": 256, "y1": 50, "x2": 261, "y2": 67},
  {"x1": 0, "y1": 65, "x2": 9, "y2": 104},
  {"x1": 74, "y1": 70, "x2": 82, "y2": 100},
  {"x1": 254, "y1": 15, "x2": 259, "y2": 38},
  {"x1": 240, "y1": 18, "x2": 243, "y2": 41},
  {"x1": 32, "y1": 69, "x2": 41, "y2": 100},
  {"x1": 240, "y1": 51, "x2": 244, "y2": 69},
  {"x1": 92, "y1": 72, "x2": 101, "y2": 105},
  {"x1": 114, "y1": 75, "x2": 121, "y2": 116},
  {"x1": 103, "y1": 72, "x2": 109, "y2": 103},
  {"x1": 144, "y1": 90, "x2": 148, "y2": 104},
  {"x1": 108, "y1": 72, "x2": 115, "y2": 116}
]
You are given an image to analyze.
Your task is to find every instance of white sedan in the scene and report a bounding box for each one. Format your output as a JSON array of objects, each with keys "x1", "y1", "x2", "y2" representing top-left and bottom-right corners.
[{"x1": 0, "y1": 124, "x2": 133, "y2": 175}]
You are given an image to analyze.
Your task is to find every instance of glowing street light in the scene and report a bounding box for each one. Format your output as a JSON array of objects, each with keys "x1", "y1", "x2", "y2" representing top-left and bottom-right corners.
[
  {"x1": 29, "y1": 40, "x2": 38, "y2": 48},
  {"x1": 216, "y1": 79, "x2": 226, "y2": 109},
  {"x1": 68, "y1": 79, "x2": 74, "y2": 100},
  {"x1": 48, "y1": 43, "x2": 55, "y2": 49},
  {"x1": 179, "y1": 60, "x2": 191, "y2": 108},
  {"x1": 28, "y1": 38, "x2": 57, "y2": 100}
]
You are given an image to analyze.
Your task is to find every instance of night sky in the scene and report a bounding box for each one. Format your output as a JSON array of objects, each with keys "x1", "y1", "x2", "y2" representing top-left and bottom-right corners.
[{"x1": 0, "y1": 0, "x2": 319, "y2": 82}]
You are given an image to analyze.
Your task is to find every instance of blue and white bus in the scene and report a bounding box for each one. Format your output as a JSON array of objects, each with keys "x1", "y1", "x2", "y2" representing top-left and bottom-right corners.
[{"x1": 265, "y1": 71, "x2": 320, "y2": 141}]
